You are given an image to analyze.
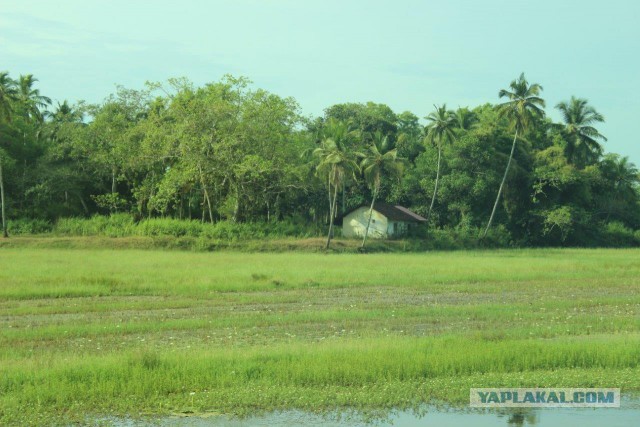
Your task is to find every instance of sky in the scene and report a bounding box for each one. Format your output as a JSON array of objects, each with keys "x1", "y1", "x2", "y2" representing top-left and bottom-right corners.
[{"x1": 2, "y1": 0, "x2": 639, "y2": 163}]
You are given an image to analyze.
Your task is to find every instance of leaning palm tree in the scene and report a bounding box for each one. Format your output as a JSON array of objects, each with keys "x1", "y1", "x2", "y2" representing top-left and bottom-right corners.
[
  {"x1": 0, "y1": 72, "x2": 19, "y2": 238},
  {"x1": 359, "y1": 132, "x2": 404, "y2": 248},
  {"x1": 313, "y1": 119, "x2": 360, "y2": 249},
  {"x1": 556, "y1": 97, "x2": 607, "y2": 167},
  {"x1": 424, "y1": 104, "x2": 456, "y2": 222},
  {"x1": 483, "y1": 73, "x2": 545, "y2": 238}
]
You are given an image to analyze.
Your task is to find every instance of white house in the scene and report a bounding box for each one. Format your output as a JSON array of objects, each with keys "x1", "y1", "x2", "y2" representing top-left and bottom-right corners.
[{"x1": 342, "y1": 203, "x2": 427, "y2": 239}]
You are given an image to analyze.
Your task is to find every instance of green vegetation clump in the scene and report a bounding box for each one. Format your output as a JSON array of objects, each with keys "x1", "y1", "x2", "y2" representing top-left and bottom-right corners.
[
  {"x1": 55, "y1": 213, "x2": 136, "y2": 237},
  {"x1": 15, "y1": 214, "x2": 325, "y2": 240},
  {"x1": 9, "y1": 215, "x2": 639, "y2": 251},
  {"x1": 4, "y1": 218, "x2": 52, "y2": 235}
]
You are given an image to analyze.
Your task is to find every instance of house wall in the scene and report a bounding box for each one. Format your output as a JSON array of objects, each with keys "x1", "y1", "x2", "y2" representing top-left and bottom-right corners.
[
  {"x1": 342, "y1": 207, "x2": 389, "y2": 238},
  {"x1": 386, "y1": 220, "x2": 409, "y2": 237}
]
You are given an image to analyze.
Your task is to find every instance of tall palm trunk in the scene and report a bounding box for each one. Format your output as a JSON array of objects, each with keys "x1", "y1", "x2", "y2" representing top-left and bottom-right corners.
[
  {"x1": 327, "y1": 175, "x2": 331, "y2": 211},
  {"x1": 361, "y1": 187, "x2": 378, "y2": 248},
  {"x1": 483, "y1": 129, "x2": 518, "y2": 238},
  {"x1": 326, "y1": 180, "x2": 339, "y2": 249},
  {"x1": 0, "y1": 160, "x2": 7, "y2": 238},
  {"x1": 204, "y1": 187, "x2": 214, "y2": 223},
  {"x1": 232, "y1": 183, "x2": 241, "y2": 223},
  {"x1": 77, "y1": 193, "x2": 89, "y2": 214},
  {"x1": 111, "y1": 168, "x2": 117, "y2": 194},
  {"x1": 198, "y1": 165, "x2": 214, "y2": 224},
  {"x1": 427, "y1": 144, "x2": 442, "y2": 222}
]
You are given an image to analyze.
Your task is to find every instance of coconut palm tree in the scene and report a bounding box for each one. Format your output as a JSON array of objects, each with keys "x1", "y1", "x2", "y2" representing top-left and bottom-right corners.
[
  {"x1": 13, "y1": 75, "x2": 52, "y2": 216},
  {"x1": 49, "y1": 100, "x2": 83, "y2": 123},
  {"x1": 556, "y1": 97, "x2": 606, "y2": 167},
  {"x1": 359, "y1": 132, "x2": 404, "y2": 248},
  {"x1": 44, "y1": 101, "x2": 84, "y2": 146},
  {"x1": 0, "y1": 72, "x2": 19, "y2": 238},
  {"x1": 483, "y1": 73, "x2": 545, "y2": 238},
  {"x1": 453, "y1": 107, "x2": 478, "y2": 132},
  {"x1": 602, "y1": 155, "x2": 639, "y2": 194},
  {"x1": 313, "y1": 119, "x2": 360, "y2": 249},
  {"x1": 424, "y1": 104, "x2": 456, "y2": 222},
  {"x1": 599, "y1": 154, "x2": 640, "y2": 219},
  {"x1": 16, "y1": 74, "x2": 51, "y2": 122},
  {"x1": 0, "y1": 72, "x2": 17, "y2": 121}
]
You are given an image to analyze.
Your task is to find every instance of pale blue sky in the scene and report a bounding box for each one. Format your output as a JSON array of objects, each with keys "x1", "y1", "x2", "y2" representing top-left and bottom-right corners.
[{"x1": 2, "y1": 0, "x2": 639, "y2": 163}]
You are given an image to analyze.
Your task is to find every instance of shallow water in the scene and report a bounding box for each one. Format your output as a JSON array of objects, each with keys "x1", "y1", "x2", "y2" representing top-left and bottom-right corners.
[
  {"x1": 138, "y1": 409, "x2": 638, "y2": 426},
  {"x1": 112, "y1": 399, "x2": 640, "y2": 427}
]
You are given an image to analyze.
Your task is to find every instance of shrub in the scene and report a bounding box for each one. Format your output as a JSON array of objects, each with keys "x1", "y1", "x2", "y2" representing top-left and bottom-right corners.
[
  {"x1": 55, "y1": 214, "x2": 135, "y2": 237},
  {"x1": 7, "y1": 218, "x2": 53, "y2": 235},
  {"x1": 419, "y1": 225, "x2": 513, "y2": 250},
  {"x1": 50, "y1": 215, "x2": 325, "y2": 241},
  {"x1": 601, "y1": 221, "x2": 639, "y2": 247},
  {"x1": 136, "y1": 218, "x2": 205, "y2": 237}
]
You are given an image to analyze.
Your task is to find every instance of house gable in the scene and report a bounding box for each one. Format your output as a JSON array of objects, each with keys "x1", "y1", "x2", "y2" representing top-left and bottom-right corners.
[
  {"x1": 342, "y1": 206, "x2": 389, "y2": 238},
  {"x1": 342, "y1": 203, "x2": 425, "y2": 239}
]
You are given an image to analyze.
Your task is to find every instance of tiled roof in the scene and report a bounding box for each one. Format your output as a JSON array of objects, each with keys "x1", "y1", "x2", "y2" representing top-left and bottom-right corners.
[{"x1": 368, "y1": 203, "x2": 427, "y2": 222}]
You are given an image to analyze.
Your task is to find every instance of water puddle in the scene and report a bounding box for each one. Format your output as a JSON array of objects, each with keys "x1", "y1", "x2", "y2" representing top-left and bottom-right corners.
[{"x1": 110, "y1": 398, "x2": 640, "y2": 426}]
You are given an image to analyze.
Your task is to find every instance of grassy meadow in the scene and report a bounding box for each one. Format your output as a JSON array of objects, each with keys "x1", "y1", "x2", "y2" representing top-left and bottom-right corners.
[{"x1": 0, "y1": 247, "x2": 639, "y2": 425}]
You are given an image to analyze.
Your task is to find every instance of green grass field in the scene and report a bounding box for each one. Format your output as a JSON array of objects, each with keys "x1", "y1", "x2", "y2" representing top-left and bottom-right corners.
[{"x1": 1, "y1": 246, "x2": 639, "y2": 425}]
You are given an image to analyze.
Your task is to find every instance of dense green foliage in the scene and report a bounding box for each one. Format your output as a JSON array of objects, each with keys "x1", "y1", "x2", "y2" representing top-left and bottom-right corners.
[
  {"x1": 1, "y1": 248, "x2": 639, "y2": 424},
  {"x1": 6, "y1": 214, "x2": 324, "y2": 240},
  {"x1": 0, "y1": 71, "x2": 639, "y2": 246}
]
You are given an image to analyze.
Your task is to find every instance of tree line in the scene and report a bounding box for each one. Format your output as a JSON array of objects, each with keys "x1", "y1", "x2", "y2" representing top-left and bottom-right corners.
[{"x1": 0, "y1": 71, "x2": 638, "y2": 246}]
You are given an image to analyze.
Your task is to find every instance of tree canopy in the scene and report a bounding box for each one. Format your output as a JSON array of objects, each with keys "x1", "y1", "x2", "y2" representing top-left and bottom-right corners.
[{"x1": 0, "y1": 70, "x2": 638, "y2": 246}]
